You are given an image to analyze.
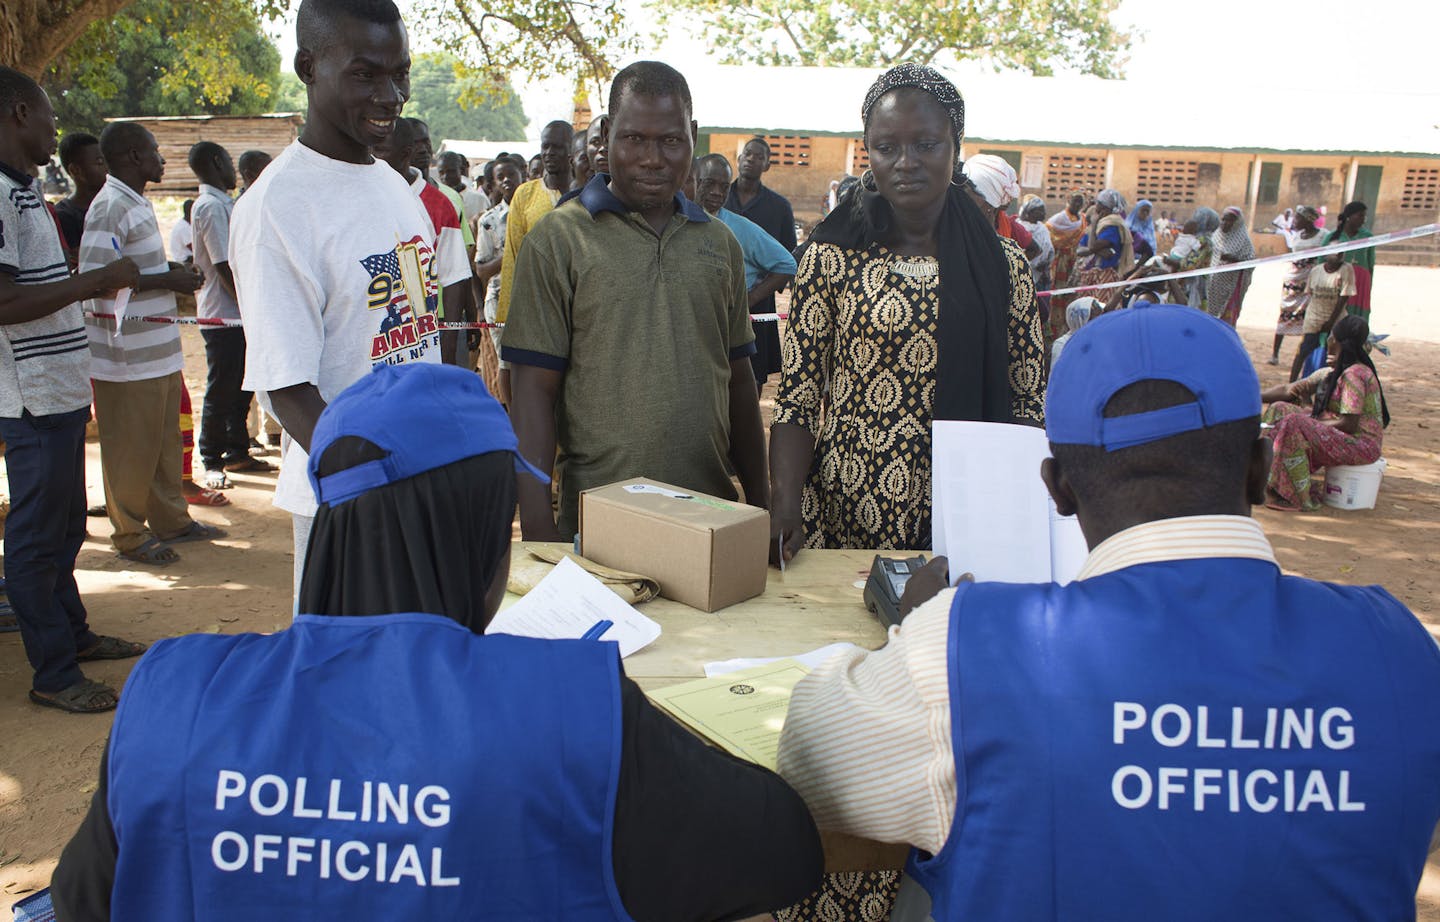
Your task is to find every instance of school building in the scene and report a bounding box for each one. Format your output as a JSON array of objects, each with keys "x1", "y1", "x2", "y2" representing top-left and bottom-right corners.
[{"x1": 679, "y1": 64, "x2": 1440, "y2": 263}]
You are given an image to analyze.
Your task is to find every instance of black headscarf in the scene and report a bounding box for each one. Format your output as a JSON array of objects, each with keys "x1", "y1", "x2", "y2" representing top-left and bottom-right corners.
[
  {"x1": 297, "y1": 440, "x2": 516, "y2": 634},
  {"x1": 806, "y1": 63, "x2": 1014, "y2": 422}
]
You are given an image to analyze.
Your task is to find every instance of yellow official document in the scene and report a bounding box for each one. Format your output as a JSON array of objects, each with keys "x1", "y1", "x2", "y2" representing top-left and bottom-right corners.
[{"x1": 647, "y1": 659, "x2": 811, "y2": 771}]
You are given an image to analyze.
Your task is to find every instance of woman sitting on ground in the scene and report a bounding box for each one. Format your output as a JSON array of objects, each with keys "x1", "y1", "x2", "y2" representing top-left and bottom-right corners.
[{"x1": 1261, "y1": 314, "x2": 1389, "y2": 512}]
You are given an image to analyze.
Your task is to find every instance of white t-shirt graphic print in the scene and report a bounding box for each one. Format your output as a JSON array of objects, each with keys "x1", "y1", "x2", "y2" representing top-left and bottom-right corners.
[{"x1": 232, "y1": 141, "x2": 442, "y2": 516}]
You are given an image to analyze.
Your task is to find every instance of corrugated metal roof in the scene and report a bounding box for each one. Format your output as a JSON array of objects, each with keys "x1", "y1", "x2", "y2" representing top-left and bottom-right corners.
[{"x1": 677, "y1": 63, "x2": 1440, "y2": 157}]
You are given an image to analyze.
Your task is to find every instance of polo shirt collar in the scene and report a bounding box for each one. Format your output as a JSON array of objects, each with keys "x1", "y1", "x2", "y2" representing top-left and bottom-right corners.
[
  {"x1": 104, "y1": 173, "x2": 149, "y2": 207},
  {"x1": 0, "y1": 160, "x2": 33, "y2": 187},
  {"x1": 577, "y1": 174, "x2": 709, "y2": 223}
]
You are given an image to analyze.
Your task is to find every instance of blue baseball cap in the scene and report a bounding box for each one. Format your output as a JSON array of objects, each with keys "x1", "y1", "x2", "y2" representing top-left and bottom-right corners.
[
  {"x1": 1046, "y1": 305, "x2": 1261, "y2": 451},
  {"x1": 308, "y1": 363, "x2": 547, "y2": 506}
]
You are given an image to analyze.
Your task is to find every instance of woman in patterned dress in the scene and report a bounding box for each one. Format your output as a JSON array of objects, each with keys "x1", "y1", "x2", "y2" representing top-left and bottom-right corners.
[
  {"x1": 1073, "y1": 188, "x2": 1134, "y2": 294},
  {"x1": 768, "y1": 64, "x2": 1044, "y2": 561},
  {"x1": 767, "y1": 58, "x2": 1044, "y2": 922},
  {"x1": 1045, "y1": 193, "x2": 1087, "y2": 343},
  {"x1": 1208, "y1": 206, "x2": 1255, "y2": 325},
  {"x1": 1261, "y1": 314, "x2": 1388, "y2": 511}
]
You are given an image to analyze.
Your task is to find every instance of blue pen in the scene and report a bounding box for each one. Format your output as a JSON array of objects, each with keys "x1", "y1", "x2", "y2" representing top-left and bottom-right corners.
[
  {"x1": 580, "y1": 619, "x2": 613, "y2": 641},
  {"x1": 111, "y1": 236, "x2": 122, "y2": 256}
]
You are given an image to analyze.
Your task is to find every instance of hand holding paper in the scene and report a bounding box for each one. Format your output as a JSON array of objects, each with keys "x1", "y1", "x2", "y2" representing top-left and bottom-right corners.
[{"x1": 932, "y1": 421, "x2": 1089, "y2": 585}]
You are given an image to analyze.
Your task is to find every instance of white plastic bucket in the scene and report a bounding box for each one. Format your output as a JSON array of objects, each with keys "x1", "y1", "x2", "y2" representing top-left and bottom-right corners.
[{"x1": 1322, "y1": 458, "x2": 1386, "y2": 510}]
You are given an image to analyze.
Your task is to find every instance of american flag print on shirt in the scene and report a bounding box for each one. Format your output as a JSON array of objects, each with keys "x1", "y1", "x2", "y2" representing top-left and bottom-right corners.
[{"x1": 362, "y1": 234, "x2": 442, "y2": 364}]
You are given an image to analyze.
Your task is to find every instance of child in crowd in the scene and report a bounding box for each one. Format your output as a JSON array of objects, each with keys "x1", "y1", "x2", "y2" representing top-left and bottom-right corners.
[
  {"x1": 1288, "y1": 252, "x2": 1356, "y2": 382},
  {"x1": 1163, "y1": 218, "x2": 1200, "y2": 270}
]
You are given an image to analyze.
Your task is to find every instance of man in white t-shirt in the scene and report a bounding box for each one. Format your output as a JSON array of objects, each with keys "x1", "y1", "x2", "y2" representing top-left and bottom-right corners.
[{"x1": 232, "y1": 0, "x2": 442, "y2": 602}]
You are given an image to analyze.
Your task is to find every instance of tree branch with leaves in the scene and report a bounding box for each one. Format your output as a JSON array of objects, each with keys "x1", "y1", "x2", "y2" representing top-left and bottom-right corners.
[
  {"x1": 409, "y1": 0, "x2": 637, "y2": 105},
  {"x1": 653, "y1": 0, "x2": 1133, "y2": 77}
]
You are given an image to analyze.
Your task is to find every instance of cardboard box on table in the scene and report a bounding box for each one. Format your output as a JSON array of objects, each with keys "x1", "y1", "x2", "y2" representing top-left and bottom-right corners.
[{"x1": 579, "y1": 477, "x2": 769, "y2": 612}]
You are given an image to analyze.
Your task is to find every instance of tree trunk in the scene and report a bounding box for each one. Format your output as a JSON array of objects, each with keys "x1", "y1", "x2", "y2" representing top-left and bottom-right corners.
[{"x1": 0, "y1": 0, "x2": 137, "y2": 78}]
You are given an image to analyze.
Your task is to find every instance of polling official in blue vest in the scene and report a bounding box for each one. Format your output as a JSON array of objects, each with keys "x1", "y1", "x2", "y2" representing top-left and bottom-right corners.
[
  {"x1": 776, "y1": 304, "x2": 1440, "y2": 921},
  {"x1": 51, "y1": 361, "x2": 823, "y2": 921}
]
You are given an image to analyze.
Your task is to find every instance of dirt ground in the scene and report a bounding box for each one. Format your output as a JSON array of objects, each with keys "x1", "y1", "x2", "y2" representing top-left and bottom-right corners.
[{"x1": 2, "y1": 260, "x2": 1439, "y2": 912}]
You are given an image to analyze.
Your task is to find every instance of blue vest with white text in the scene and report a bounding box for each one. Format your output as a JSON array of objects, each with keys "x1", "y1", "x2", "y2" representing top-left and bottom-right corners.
[
  {"x1": 906, "y1": 558, "x2": 1440, "y2": 921},
  {"x1": 106, "y1": 613, "x2": 633, "y2": 921}
]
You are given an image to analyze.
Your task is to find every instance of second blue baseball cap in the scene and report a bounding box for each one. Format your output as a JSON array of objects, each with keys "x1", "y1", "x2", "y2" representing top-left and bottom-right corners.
[
  {"x1": 308, "y1": 363, "x2": 547, "y2": 506},
  {"x1": 1046, "y1": 305, "x2": 1261, "y2": 451}
]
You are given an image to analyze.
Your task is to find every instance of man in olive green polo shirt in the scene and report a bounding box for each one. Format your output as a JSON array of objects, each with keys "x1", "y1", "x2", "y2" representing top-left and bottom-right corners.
[{"x1": 502, "y1": 61, "x2": 768, "y2": 541}]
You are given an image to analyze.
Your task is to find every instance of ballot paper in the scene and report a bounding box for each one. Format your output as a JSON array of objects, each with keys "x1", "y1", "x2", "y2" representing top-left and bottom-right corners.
[
  {"x1": 703, "y1": 642, "x2": 860, "y2": 678},
  {"x1": 932, "y1": 420, "x2": 1089, "y2": 585},
  {"x1": 485, "y1": 556, "x2": 661, "y2": 657},
  {"x1": 648, "y1": 659, "x2": 810, "y2": 771}
]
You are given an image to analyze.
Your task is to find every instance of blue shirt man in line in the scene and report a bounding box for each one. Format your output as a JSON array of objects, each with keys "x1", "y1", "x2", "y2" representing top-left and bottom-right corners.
[{"x1": 692, "y1": 153, "x2": 796, "y2": 309}]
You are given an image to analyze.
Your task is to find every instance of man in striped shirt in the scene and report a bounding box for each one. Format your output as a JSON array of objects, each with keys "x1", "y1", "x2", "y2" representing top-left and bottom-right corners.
[
  {"x1": 80, "y1": 121, "x2": 223, "y2": 566},
  {"x1": 0, "y1": 68, "x2": 146, "y2": 712}
]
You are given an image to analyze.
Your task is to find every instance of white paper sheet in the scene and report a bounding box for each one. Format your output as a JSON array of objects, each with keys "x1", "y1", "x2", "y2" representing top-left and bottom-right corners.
[
  {"x1": 107, "y1": 286, "x2": 132, "y2": 342},
  {"x1": 703, "y1": 642, "x2": 861, "y2": 678},
  {"x1": 485, "y1": 556, "x2": 661, "y2": 658},
  {"x1": 1048, "y1": 504, "x2": 1089, "y2": 586},
  {"x1": 932, "y1": 421, "x2": 1054, "y2": 584}
]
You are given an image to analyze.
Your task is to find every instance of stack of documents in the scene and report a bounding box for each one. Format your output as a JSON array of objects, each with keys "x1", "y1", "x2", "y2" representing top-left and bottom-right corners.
[
  {"x1": 648, "y1": 659, "x2": 811, "y2": 771},
  {"x1": 932, "y1": 421, "x2": 1088, "y2": 585},
  {"x1": 486, "y1": 557, "x2": 661, "y2": 657}
]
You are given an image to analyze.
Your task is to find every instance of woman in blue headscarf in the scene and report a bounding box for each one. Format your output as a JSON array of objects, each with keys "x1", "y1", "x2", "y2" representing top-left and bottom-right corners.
[{"x1": 1126, "y1": 199, "x2": 1157, "y2": 263}]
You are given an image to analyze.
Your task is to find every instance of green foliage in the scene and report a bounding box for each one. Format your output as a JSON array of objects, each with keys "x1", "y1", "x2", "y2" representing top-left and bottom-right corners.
[
  {"x1": 407, "y1": 0, "x2": 638, "y2": 99},
  {"x1": 403, "y1": 53, "x2": 529, "y2": 142},
  {"x1": 44, "y1": 0, "x2": 282, "y2": 133},
  {"x1": 653, "y1": 0, "x2": 1133, "y2": 77},
  {"x1": 273, "y1": 72, "x2": 307, "y2": 114}
]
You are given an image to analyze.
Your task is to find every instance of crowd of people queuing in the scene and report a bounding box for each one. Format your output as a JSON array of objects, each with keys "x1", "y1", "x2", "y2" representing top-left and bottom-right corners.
[{"x1": 0, "y1": 0, "x2": 1433, "y2": 917}]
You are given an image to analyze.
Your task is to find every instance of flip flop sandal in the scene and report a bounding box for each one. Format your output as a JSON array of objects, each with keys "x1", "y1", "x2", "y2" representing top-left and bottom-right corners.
[
  {"x1": 224, "y1": 457, "x2": 276, "y2": 473},
  {"x1": 29, "y1": 678, "x2": 118, "y2": 714},
  {"x1": 186, "y1": 488, "x2": 231, "y2": 507},
  {"x1": 118, "y1": 537, "x2": 179, "y2": 566},
  {"x1": 77, "y1": 634, "x2": 147, "y2": 661},
  {"x1": 86, "y1": 504, "x2": 107, "y2": 517},
  {"x1": 203, "y1": 470, "x2": 232, "y2": 490},
  {"x1": 1264, "y1": 497, "x2": 1300, "y2": 512},
  {"x1": 161, "y1": 522, "x2": 227, "y2": 545}
]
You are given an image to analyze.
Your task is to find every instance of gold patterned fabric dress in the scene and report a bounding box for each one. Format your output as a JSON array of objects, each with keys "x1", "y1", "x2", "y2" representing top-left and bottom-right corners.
[{"x1": 773, "y1": 239, "x2": 1045, "y2": 552}]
